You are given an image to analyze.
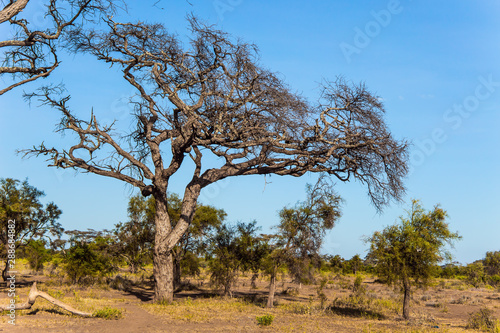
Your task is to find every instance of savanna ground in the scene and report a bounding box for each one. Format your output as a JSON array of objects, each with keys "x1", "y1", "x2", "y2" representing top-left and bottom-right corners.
[{"x1": 1, "y1": 259, "x2": 499, "y2": 332}]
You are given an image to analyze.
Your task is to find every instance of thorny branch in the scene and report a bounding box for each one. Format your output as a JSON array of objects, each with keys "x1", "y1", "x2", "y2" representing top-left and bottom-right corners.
[
  {"x1": 23, "y1": 16, "x2": 409, "y2": 249},
  {"x1": 0, "y1": 0, "x2": 118, "y2": 95}
]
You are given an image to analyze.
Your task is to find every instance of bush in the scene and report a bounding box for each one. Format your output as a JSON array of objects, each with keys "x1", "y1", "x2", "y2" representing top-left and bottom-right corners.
[
  {"x1": 353, "y1": 274, "x2": 365, "y2": 295},
  {"x1": 24, "y1": 240, "x2": 51, "y2": 272},
  {"x1": 181, "y1": 251, "x2": 201, "y2": 277},
  {"x1": 63, "y1": 241, "x2": 116, "y2": 284},
  {"x1": 465, "y1": 262, "x2": 486, "y2": 288},
  {"x1": 466, "y1": 307, "x2": 499, "y2": 332},
  {"x1": 256, "y1": 314, "x2": 275, "y2": 326},
  {"x1": 93, "y1": 307, "x2": 123, "y2": 320},
  {"x1": 488, "y1": 274, "x2": 500, "y2": 287}
]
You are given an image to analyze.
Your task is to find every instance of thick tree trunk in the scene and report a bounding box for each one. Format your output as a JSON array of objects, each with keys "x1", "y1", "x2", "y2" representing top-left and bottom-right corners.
[
  {"x1": 267, "y1": 271, "x2": 277, "y2": 308},
  {"x1": 152, "y1": 182, "x2": 201, "y2": 303},
  {"x1": 153, "y1": 195, "x2": 174, "y2": 303},
  {"x1": 402, "y1": 279, "x2": 411, "y2": 320},
  {"x1": 153, "y1": 250, "x2": 174, "y2": 303}
]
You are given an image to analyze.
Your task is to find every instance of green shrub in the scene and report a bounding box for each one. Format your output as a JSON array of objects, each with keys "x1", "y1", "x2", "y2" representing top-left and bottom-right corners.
[
  {"x1": 24, "y1": 240, "x2": 51, "y2": 272},
  {"x1": 256, "y1": 314, "x2": 275, "y2": 326},
  {"x1": 353, "y1": 274, "x2": 366, "y2": 295},
  {"x1": 93, "y1": 307, "x2": 123, "y2": 320},
  {"x1": 488, "y1": 274, "x2": 500, "y2": 287},
  {"x1": 63, "y1": 240, "x2": 116, "y2": 284},
  {"x1": 465, "y1": 262, "x2": 486, "y2": 288}
]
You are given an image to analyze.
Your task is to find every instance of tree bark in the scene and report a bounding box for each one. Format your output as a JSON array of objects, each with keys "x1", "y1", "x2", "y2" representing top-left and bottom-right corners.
[
  {"x1": 267, "y1": 270, "x2": 277, "y2": 308},
  {"x1": 153, "y1": 194, "x2": 174, "y2": 303},
  {"x1": 0, "y1": 0, "x2": 29, "y2": 24},
  {"x1": 402, "y1": 279, "x2": 411, "y2": 320}
]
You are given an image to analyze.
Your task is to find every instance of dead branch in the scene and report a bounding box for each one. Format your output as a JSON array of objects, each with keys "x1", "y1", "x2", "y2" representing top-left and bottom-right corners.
[
  {"x1": 0, "y1": 282, "x2": 92, "y2": 317},
  {"x1": 0, "y1": 0, "x2": 118, "y2": 95}
]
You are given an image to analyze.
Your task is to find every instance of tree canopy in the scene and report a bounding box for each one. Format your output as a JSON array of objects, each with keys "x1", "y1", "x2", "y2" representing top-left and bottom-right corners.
[
  {"x1": 366, "y1": 199, "x2": 461, "y2": 319},
  {"x1": 263, "y1": 178, "x2": 342, "y2": 307},
  {"x1": 0, "y1": 177, "x2": 62, "y2": 280},
  {"x1": 23, "y1": 16, "x2": 409, "y2": 302}
]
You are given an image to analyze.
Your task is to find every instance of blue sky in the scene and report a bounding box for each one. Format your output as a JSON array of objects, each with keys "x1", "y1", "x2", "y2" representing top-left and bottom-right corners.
[{"x1": 1, "y1": 0, "x2": 499, "y2": 264}]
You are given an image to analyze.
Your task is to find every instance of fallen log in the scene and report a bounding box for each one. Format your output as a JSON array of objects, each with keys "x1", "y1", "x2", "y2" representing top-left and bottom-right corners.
[{"x1": 0, "y1": 282, "x2": 92, "y2": 317}]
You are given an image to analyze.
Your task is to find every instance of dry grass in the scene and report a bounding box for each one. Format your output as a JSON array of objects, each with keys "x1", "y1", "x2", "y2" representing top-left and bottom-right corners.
[{"x1": 1, "y1": 262, "x2": 500, "y2": 332}]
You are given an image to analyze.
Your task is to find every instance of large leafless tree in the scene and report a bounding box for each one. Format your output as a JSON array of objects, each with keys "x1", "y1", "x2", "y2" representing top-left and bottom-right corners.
[
  {"x1": 0, "y1": 0, "x2": 116, "y2": 95},
  {"x1": 24, "y1": 17, "x2": 409, "y2": 302}
]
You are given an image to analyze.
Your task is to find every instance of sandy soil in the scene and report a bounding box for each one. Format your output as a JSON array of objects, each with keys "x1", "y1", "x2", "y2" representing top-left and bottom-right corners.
[{"x1": 1, "y1": 270, "x2": 499, "y2": 332}]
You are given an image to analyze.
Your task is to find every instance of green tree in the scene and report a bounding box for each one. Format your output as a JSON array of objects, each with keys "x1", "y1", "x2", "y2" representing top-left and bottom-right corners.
[
  {"x1": 166, "y1": 194, "x2": 226, "y2": 289},
  {"x1": 264, "y1": 178, "x2": 342, "y2": 308},
  {"x1": 207, "y1": 221, "x2": 266, "y2": 297},
  {"x1": 112, "y1": 195, "x2": 156, "y2": 273},
  {"x1": 329, "y1": 254, "x2": 345, "y2": 273},
  {"x1": 63, "y1": 230, "x2": 117, "y2": 284},
  {"x1": 465, "y1": 262, "x2": 486, "y2": 288},
  {"x1": 483, "y1": 251, "x2": 500, "y2": 276},
  {"x1": 23, "y1": 239, "x2": 51, "y2": 272},
  {"x1": 345, "y1": 254, "x2": 363, "y2": 275},
  {"x1": 114, "y1": 193, "x2": 225, "y2": 286},
  {"x1": 0, "y1": 178, "x2": 63, "y2": 280},
  {"x1": 367, "y1": 200, "x2": 461, "y2": 319}
]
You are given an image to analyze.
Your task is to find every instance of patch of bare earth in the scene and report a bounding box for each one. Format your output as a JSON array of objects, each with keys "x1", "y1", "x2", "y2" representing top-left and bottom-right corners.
[{"x1": 1, "y1": 270, "x2": 499, "y2": 332}]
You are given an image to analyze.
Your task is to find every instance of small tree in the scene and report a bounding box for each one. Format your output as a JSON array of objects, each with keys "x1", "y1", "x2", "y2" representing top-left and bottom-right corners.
[
  {"x1": 0, "y1": 178, "x2": 63, "y2": 280},
  {"x1": 63, "y1": 229, "x2": 117, "y2": 284},
  {"x1": 112, "y1": 195, "x2": 156, "y2": 273},
  {"x1": 465, "y1": 262, "x2": 486, "y2": 288},
  {"x1": 264, "y1": 177, "x2": 342, "y2": 308},
  {"x1": 329, "y1": 254, "x2": 345, "y2": 273},
  {"x1": 207, "y1": 221, "x2": 265, "y2": 297},
  {"x1": 367, "y1": 200, "x2": 461, "y2": 319},
  {"x1": 484, "y1": 251, "x2": 500, "y2": 276},
  {"x1": 345, "y1": 254, "x2": 363, "y2": 275},
  {"x1": 23, "y1": 239, "x2": 51, "y2": 273}
]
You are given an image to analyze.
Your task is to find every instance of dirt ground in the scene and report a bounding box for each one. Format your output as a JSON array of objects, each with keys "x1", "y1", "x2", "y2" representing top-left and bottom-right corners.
[{"x1": 1, "y1": 266, "x2": 499, "y2": 332}]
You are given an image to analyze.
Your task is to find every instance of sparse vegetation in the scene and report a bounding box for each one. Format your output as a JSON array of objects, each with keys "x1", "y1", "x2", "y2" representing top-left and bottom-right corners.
[
  {"x1": 366, "y1": 200, "x2": 461, "y2": 319},
  {"x1": 0, "y1": 3, "x2": 498, "y2": 333},
  {"x1": 256, "y1": 314, "x2": 275, "y2": 326},
  {"x1": 93, "y1": 307, "x2": 124, "y2": 320},
  {"x1": 466, "y1": 307, "x2": 499, "y2": 332}
]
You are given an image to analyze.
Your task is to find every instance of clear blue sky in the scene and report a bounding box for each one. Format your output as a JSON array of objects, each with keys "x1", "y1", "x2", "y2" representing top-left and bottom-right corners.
[{"x1": 1, "y1": 0, "x2": 499, "y2": 264}]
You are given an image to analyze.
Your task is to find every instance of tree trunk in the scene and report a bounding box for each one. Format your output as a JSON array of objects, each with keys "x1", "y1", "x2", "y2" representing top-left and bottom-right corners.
[
  {"x1": 267, "y1": 271, "x2": 277, "y2": 308},
  {"x1": 402, "y1": 279, "x2": 411, "y2": 320},
  {"x1": 251, "y1": 272, "x2": 258, "y2": 289},
  {"x1": 173, "y1": 255, "x2": 181, "y2": 290},
  {"x1": 153, "y1": 195, "x2": 174, "y2": 303},
  {"x1": 2, "y1": 260, "x2": 9, "y2": 282},
  {"x1": 152, "y1": 182, "x2": 201, "y2": 303}
]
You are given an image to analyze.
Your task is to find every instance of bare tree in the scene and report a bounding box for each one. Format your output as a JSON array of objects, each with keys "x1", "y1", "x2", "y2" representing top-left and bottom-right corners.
[
  {"x1": 23, "y1": 17, "x2": 409, "y2": 302},
  {"x1": 0, "y1": 0, "x2": 116, "y2": 95}
]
